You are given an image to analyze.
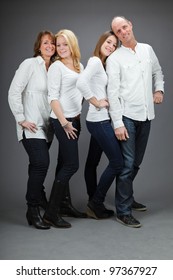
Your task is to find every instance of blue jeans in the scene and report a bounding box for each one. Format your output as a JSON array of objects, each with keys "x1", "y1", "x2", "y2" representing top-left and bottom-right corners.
[
  {"x1": 22, "y1": 133, "x2": 51, "y2": 206},
  {"x1": 116, "y1": 116, "x2": 151, "y2": 215},
  {"x1": 51, "y1": 117, "x2": 81, "y2": 185},
  {"x1": 86, "y1": 120, "x2": 123, "y2": 204}
]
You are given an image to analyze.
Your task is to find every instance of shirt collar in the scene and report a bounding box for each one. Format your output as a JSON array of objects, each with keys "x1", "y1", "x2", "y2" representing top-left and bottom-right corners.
[
  {"x1": 121, "y1": 42, "x2": 138, "y2": 53},
  {"x1": 36, "y1": 55, "x2": 45, "y2": 64}
]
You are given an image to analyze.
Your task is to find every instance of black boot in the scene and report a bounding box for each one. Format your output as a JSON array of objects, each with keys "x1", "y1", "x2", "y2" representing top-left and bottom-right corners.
[
  {"x1": 59, "y1": 184, "x2": 87, "y2": 218},
  {"x1": 88, "y1": 197, "x2": 114, "y2": 216},
  {"x1": 87, "y1": 200, "x2": 114, "y2": 219},
  {"x1": 39, "y1": 189, "x2": 48, "y2": 210},
  {"x1": 43, "y1": 180, "x2": 71, "y2": 228},
  {"x1": 26, "y1": 205, "x2": 50, "y2": 229}
]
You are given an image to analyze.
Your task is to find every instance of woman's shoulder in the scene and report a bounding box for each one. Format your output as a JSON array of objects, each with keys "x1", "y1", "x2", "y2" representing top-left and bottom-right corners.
[
  {"x1": 89, "y1": 56, "x2": 101, "y2": 63},
  {"x1": 49, "y1": 60, "x2": 63, "y2": 71},
  {"x1": 19, "y1": 57, "x2": 35, "y2": 66},
  {"x1": 87, "y1": 56, "x2": 102, "y2": 67},
  {"x1": 16, "y1": 57, "x2": 36, "y2": 72},
  {"x1": 86, "y1": 56, "x2": 103, "y2": 71},
  {"x1": 53, "y1": 59, "x2": 62, "y2": 65}
]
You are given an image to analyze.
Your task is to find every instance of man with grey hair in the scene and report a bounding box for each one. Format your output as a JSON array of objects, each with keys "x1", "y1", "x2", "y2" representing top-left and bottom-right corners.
[{"x1": 106, "y1": 16, "x2": 164, "y2": 228}]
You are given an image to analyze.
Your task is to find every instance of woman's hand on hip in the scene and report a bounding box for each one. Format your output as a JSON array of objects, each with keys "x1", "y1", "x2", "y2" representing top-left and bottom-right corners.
[{"x1": 19, "y1": 120, "x2": 38, "y2": 133}]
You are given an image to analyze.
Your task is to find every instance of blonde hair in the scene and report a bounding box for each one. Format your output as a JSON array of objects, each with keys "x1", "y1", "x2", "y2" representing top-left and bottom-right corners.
[{"x1": 55, "y1": 29, "x2": 81, "y2": 73}]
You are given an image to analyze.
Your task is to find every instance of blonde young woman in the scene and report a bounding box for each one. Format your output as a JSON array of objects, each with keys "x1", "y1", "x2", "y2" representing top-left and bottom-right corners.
[
  {"x1": 43, "y1": 29, "x2": 86, "y2": 228},
  {"x1": 8, "y1": 31, "x2": 56, "y2": 229},
  {"x1": 77, "y1": 31, "x2": 123, "y2": 219}
]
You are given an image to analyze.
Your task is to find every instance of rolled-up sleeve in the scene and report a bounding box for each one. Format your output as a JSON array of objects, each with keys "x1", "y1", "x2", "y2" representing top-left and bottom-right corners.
[
  {"x1": 47, "y1": 62, "x2": 62, "y2": 104},
  {"x1": 150, "y1": 46, "x2": 164, "y2": 92}
]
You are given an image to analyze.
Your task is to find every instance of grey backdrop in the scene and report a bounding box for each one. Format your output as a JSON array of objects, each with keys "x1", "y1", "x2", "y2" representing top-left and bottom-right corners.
[{"x1": 1, "y1": 0, "x2": 173, "y2": 220}]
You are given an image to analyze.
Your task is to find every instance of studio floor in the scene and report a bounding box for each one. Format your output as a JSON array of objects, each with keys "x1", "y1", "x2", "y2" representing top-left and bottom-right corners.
[{"x1": 1, "y1": 197, "x2": 173, "y2": 260}]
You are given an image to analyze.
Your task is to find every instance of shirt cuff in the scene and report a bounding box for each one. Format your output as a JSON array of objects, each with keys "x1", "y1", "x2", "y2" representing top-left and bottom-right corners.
[
  {"x1": 113, "y1": 120, "x2": 124, "y2": 129},
  {"x1": 15, "y1": 114, "x2": 25, "y2": 123}
]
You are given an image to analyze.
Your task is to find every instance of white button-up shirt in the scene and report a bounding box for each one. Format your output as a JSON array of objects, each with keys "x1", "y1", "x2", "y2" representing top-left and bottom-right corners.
[
  {"x1": 8, "y1": 56, "x2": 53, "y2": 142},
  {"x1": 106, "y1": 43, "x2": 164, "y2": 129}
]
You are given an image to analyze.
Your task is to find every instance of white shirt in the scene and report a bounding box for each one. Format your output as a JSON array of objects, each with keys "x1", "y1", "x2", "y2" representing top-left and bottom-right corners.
[
  {"x1": 48, "y1": 60, "x2": 83, "y2": 119},
  {"x1": 8, "y1": 56, "x2": 53, "y2": 142},
  {"x1": 76, "y1": 56, "x2": 110, "y2": 122},
  {"x1": 106, "y1": 43, "x2": 164, "y2": 129}
]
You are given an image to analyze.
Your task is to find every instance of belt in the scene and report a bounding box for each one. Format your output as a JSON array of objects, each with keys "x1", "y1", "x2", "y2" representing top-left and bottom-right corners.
[{"x1": 67, "y1": 114, "x2": 80, "y2": 121}]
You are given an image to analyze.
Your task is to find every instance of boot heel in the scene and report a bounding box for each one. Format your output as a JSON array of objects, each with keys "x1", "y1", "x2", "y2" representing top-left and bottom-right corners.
[
  {"x1": 26, "y1": 206, "x2": 50, "y2": 230},
  {"x1": 26, "y1": 213, "x2": 32, "y2": 225},
  {"x1": 86, "y1": 207, "x2": 98, "y2": 219},
  {"x1": 27, "y1": 219, "x2": 32, "y2": 226}
]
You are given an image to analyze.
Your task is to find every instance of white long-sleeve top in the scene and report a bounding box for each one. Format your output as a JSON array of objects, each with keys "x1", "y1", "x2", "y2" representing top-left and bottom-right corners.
[
  {"x1": 8, "y1": 56, "x2": 53, "y2": 142},
  {"x1": 47, "y1": 60, "x2": 83, "y2": 119},
  {"x1": 76, "y1": 56, "x2": 110, "y2": 122},
  {"x1": 106, "y1": 43, "x2": 164, "y2": 129}
]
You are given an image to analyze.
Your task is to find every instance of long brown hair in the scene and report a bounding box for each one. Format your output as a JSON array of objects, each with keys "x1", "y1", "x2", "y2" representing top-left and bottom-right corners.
[
  {"x1": 33, "y1": 30, "x2": 56, "y2": 62},
  {"x1": 93, "y1": 30, "x2": 118, "y2": 67}
]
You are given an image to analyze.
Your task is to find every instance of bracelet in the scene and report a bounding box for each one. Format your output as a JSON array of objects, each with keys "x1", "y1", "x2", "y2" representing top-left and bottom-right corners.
[{"x1": 62, "y1": 121, "x2": 69, "y2": 128}]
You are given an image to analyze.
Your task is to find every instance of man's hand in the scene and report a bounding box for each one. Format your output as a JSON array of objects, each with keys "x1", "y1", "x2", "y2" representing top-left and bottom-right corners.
[
  {"x1": 153, "y1": 91, "x2": 164, "y2": 104},
  {"x1": 115, "y1": 126, "x2": 129, "y2": 141}
]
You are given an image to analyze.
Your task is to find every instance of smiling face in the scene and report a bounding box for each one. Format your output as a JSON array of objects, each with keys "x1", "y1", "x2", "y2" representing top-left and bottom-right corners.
[
  {"x1": 39, "y1": 34, "x2": 55, "y2": 59},
  {"x1": 100, "y1": 35, "x2": 118, "y2": 58},
  {"x1": 112, "y1": 17, "x2": 134, "y2": 46},
  {"x1": 56, "y1": 35, "x2": 71, "y2": 59}
]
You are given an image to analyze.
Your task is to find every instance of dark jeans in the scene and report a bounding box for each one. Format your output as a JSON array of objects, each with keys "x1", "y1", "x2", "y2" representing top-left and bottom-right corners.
[
  {"x1": 86, "y1": 120, "x2": 123, "y2": 204},
  {"x1": 84, "y1": 136, "x2": 103, "y2": 199},
  {"x1": 51, "y1": 117, "x2": 81, "y2": 185},
  {"x1": 22, "y1": 133, "x2": 51, "y2": 206},
  {"x1": 116, "y1": 116, "x2": 151, "y2": 215}
]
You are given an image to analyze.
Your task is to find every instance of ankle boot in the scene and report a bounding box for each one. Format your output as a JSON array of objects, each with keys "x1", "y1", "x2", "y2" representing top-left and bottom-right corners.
[
  {"x1": 39, "y1": 189, "x2": 48, "y2": 210},
  {"x1": 87, "y1": 200, "x2": 114, "y2": 219},
  {"x1": 43, "y1": 180, "x2": 71, "y2": 228},
  {"x1": 26, "y1": 205, "x2": 50, "y2": 229},
  {"x1": 59, "y1": 184, "x2": 87, "y2": 218},
  {"x1": 88, "y1": 198, "x2": 114, "y2": 217}
]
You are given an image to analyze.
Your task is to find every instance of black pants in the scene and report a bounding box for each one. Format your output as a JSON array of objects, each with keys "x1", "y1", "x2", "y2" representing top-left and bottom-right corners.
[
  {"x1": 51, "y1": 117, "x2": 81, "y2": 185},
  {"x1": 84, "y1": 136, "x2": 103, "y2": 199},
  {"x1": 22, "y1": 133, "x2": 51, "y2": 205}
]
